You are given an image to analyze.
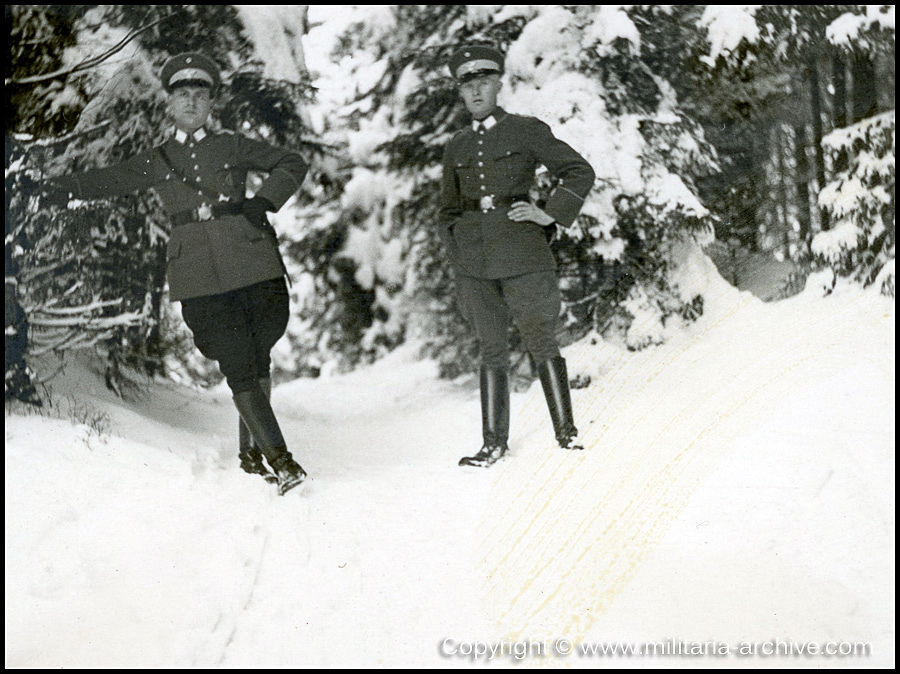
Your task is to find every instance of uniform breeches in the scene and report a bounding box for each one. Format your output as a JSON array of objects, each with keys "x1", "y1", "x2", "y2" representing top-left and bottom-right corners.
[
  {"x1": 181, "y1": 277, "x2": 289, "y2": 394},
  {"x1": 456, "y1": 271, "x2": 562, "y2": 369}
]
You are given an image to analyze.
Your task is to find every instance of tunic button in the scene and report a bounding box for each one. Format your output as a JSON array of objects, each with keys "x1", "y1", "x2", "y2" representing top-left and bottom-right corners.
[
  {"x1": 478, "y1": 152, "x2": 483, "y2": 156},
  {"x1": 191, "y1": 153, "x2": 197, "y2": 159},
  {"x1": 194, "y1": 165, "x2": 200, "y2": 170},
  {"x1": 478, "y1": 162, "x2": 483, "y2": 166},
  {"x1": 478, "y1": 140, "x2": 483, "y2": 145},
  {"x1": 480, "y1": 185, "x2": 486, "y2": 191}
]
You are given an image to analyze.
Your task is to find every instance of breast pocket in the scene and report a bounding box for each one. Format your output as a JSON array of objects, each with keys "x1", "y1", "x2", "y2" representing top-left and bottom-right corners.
[
  {"x1": 492, "y1": 150, "x2": 532, "y2": 187},
  {"x1": 214, "y1": 163, "x2": 246, "y2": 198},
  {"x1": 454, "y1": 159, "x2": 478, "y2": 192}
]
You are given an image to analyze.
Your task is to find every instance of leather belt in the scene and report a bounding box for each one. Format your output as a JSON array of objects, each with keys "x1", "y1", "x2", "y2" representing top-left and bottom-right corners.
[
  {"x1": 171, "y1": 201, "x2": 244, "y2": 226},
  {"x1": 462, "y1": 194, "x2": 529, "y2": 213}
]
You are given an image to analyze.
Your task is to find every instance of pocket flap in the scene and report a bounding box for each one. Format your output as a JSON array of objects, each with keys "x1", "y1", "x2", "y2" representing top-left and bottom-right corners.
[{"x1": 493, "y1": 149, "x2": 524, "y2": 161}]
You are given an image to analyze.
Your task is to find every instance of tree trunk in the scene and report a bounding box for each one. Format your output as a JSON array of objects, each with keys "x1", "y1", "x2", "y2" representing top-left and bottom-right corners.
[
  {"x1": 851, "y1": 54, "x2": 877, "y2": 123},
  {"x1": 832, "y1": 53, "x2": 849, "y2": 175},
  {"x1": 809, "y1": 54, "x2": 829, "y2": 231},
  {"x1": 775, "y1": 125, "x2": 793, "y2": 259},
  {"x1": 4, "y1": 145, "x2": 42, "y2": 405},
  {"x1": 794, "y1": 122, "x2": 812, "y2": 252},
  {"x1": 873, "y1": 52, "x2": 895, "y2": 114}
]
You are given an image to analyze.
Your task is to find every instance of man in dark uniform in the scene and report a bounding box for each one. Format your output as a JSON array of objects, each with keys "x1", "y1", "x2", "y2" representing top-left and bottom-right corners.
[
  {"x1": 44, "y1": 53, "x2": 307, "y2": 495},
  {"x1": 439, "y1": 46, "x2": 596, "y2": 467}
]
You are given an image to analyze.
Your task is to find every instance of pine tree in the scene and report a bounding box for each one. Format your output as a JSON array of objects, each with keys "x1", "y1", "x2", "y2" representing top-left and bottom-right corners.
[
  {"x1": 686, "y1": 4, "x2": 894, "y2": 289},
  {"x1": 294, "y1": 6, "x2": 718, "y2": 379},
  {"x1": 6, "y1": 5, "x2": 317, "y2": 400},
  {"x1": 811, "y1": 6, "x2": 894, "y2": 295}
]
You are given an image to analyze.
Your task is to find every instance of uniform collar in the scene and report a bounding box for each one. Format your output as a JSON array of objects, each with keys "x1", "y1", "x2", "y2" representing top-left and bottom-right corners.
[
  {"x1": 173, "y1": 127, "x2": 208, "y2": 144},
  {"x1": 472, "y1": 115, "x2": 497, "y2": 132},
  {"x1": 470, "y1": 107, "x2": 507, "y2": 132}
]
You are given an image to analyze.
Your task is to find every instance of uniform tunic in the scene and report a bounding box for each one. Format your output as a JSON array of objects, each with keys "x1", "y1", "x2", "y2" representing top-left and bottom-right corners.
[
  {"x1": 52, "y1": 127, "x2": 307, "y2": 301},
  {"x1": 438, "y1": 108, "x2": 595, "y2": 367},
  {"x1": 52, "y1": 127, "x2": 307, "y2": 393},
  {"x1": 438, "y1": 107, "x2": 595, "y2": 280}
]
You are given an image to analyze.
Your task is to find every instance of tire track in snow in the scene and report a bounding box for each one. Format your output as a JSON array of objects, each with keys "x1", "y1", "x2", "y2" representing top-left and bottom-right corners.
[{"x1": 475, "y1": 289, "x2": 878, "y2": 641}]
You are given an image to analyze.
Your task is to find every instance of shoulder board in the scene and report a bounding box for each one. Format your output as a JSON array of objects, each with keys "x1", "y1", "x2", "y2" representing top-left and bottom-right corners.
[{"x1": 504, "y1": 112, "x2": 539, "y2": 125}]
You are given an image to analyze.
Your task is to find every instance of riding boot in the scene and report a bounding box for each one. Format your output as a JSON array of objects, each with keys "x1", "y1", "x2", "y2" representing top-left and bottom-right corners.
[
  {"x1": 537, "y1": 356, "x2": 583, "y2": 450},
  {"x1": 238, "y1": 378, "x2": 276, "y2": 482},
  {"x1": 459, "y1": 365, "x2": 510, "y2": 467},
  {"x1": 232, "y1": 387, "x2": 306, "y2": 494}
]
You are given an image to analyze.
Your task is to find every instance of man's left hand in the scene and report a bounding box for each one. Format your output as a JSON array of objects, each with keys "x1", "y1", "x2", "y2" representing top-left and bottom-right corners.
[
  {"x1": 242, "y1": 196, "x2": 276, "y2": 233},
  {"x1": 507, "y1": 201, "x2": 555, "y2": 227}
]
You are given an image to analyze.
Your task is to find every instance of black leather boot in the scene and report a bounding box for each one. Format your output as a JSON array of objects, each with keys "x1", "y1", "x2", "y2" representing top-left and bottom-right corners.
[
  {"x1": 233, "y1": 387, "x2": 306, "y2": 494},
  {"x1": 269, "y1": 454, "x2": 307, "y2": 497},
  {"x1": 459, "y1": 365, "x2": 510, "y2": 467},
  {"x1": 537, "y1": 356, "x2": 583, "y2": 450},
  {"x1": 238, "y1": 378, "x2": 277, "y2": 483}
]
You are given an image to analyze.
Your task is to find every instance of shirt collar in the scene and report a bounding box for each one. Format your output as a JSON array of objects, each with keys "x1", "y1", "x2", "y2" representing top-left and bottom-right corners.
[{"x1": 173, "y1": 127, "x2": 208, "y2": 144}]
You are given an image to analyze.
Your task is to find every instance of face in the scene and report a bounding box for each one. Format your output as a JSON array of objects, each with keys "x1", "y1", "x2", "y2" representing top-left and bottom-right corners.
[
  {"x1": 458, "y1": 73, "x2": 502, "y2": 120},
  {"x1": 168, "y1": 85, "x2": 213, "y2": 133}
]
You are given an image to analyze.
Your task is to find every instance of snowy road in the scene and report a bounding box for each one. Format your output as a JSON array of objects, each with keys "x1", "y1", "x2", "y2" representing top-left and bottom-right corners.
[{"x1": 5, "y1": 261, "x2": 895, "y2": 667}]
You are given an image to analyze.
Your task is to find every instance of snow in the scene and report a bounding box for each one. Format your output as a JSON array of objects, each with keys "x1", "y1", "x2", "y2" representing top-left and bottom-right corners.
[
  {"x1": 234, "y1": 6, "x2": 309, "y2": 84},
  {"x1": 6, "y1": 250, "x2": 895, "y2": 667},
  {"x1": 823, "y1": 110, "x2": 895, "y2": 154},
  {"x1": 811, "y1": 220, "x2": 861, "y2": 261},
  {"x1": 302, "y1": 6, "x2": 396, "y2": 127},
  {"x1": 647, "y1": 171, "x2": 710, "y2": 218},
  {"x1": 699, "y1": 5, "x2": 761, "y2": 65},
  {"x1": 346, "y1": 108, "x2": 393, "y2": 166},
  {"x1": 505, "y1": 6, "x2": 575, "y2": 81},
  {"x1": 827, "y1": 5, "x2": 895, "y2": 46},
  {"x1": 874, "y1": 259, "x2": 895, "y2": 296},
  {"x1": 465, "y1": 5, "x2": 503, "y2": 27},
  {"x1": 583, "y1": 6, "x2": 641, "y2": 56}
]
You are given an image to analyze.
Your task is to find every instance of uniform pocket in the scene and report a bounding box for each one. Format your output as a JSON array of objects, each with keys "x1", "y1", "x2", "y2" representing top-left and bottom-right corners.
[
  {"x1": 492, "y1": 150, "x2": 531, "y2": 185},
  {"x1": 493, "y1": 149, "x2": 524, "y2": 161}
]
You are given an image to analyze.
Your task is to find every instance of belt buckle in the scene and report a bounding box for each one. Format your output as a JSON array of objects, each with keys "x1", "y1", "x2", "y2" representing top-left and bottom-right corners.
[
  {"x1": 197, "y1": 203, "x2": 213, "y2": 221},
  {"x1": 480, "y1": 195, "x2": 495, "y2": 212}
]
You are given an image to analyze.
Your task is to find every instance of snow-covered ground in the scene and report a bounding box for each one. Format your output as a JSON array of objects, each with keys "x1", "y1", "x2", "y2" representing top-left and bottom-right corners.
[{"x1": 5, "y1": 252, "x2": 894, "y2": 668}]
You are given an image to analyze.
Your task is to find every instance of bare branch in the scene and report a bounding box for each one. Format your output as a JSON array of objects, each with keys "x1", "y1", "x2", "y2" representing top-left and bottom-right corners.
[
  {"x1": 25, "y1": 120, "x2": 113, "y2": 146},
  {"x1": 6, "y1": 13, "x2": 175, "y2": 86}
]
